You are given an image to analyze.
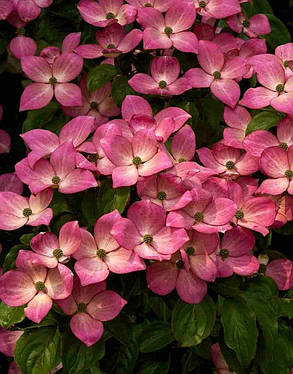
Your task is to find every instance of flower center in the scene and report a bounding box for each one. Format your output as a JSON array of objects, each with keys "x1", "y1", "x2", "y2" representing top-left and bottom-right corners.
[
  {"x1": 77, "y1": 302, "x2": 87, "y2": 313},
  {"x1": 219, "y1": 249, "x2": 229, "y2": 260},
  {"x1": 225, "y1": 160, "x2": 235, "y2": 170},
  {"x1": 49, "y1": 76, "x2": 57, "y2": 84},
  {"x1": 284, "y1": 60, "x2": 288, "y2": 68},
  {"x1": 52, "y1": 175, "x2": 61, "y2": 185},
  {"x1": 213, "y1": 71, "x2": 221, "y2": 79},
  {"x1": 87, "y1": 154, "x2": 99, "y2": 163},
  {"x1": 194, "y1": 212, "x2": 204, "y2": 222},
  {"x1": 16, "y1": 27, "x2": 25, "y2": 35},
  {"x1": 107, "y1": 44, "x2": 116, "y2": 49},
  {"x1": 23, "y1": 208, "x2": 32, "y2": 217},
  {"x1": 164, "y1": 26, "x2": 173, "y2": 36},
  {"x1": 235, "y1": 210, "x2": 244, "y2": 219},
  {"x1": 35, "y1": 281, "x2": 46, "y2": 291},
  {"x1": 176, "y1": 260, "x2": 184, "y2": 269},
  {"x1": 178, "y1": 158, "x2": 186, "y2": 163},
  {"x1": 96, "y1": 249, "x2": 106, "y2": 259},
  {"x1": 158, "y1": 80, "x2": 167, "y2": 89},
  {"x1": 157, "y1": 191, "x2": 167, "y2": 201},
  {"x1": 242, "y1": 20, "x2": 250, "y2": 28},
  {"x1": 199, "y1": 1, "x2": 207, "y2": 7},
  {"x1": 90, "y1": 101, "x2": 99, "y2": 110},
  {"x1": 143, "y1": 234, "x2": 153, "y2": 244},
  {"x1": 279, "y1": 142, "x2": 288, "y2": 150},
  {"x1": 285, "y1": 169, "x2": 293, "y2": 179},
  {"x1": 106, "y1": 12, "x2": 115, "y2": 19},
  {"x1": 132, "y1": 156, "x2": 142, "y2": 166},
  {"x1": 53, "y1": 248, "x2": 63, "y2": 259},
  {"x1": 185, "y1": 246, "x2": 195, "y2": 256},
  {"x1": 276, "y1": 83, "x2": 285, "y2": 92},
  {"x1": 144, "y1": 2, "x2": 152, "y2": 6}
]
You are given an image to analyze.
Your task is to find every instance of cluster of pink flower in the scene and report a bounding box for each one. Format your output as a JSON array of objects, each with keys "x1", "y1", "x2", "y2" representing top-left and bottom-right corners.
[{"x1": 0, "y1": 0, "x2": 293, "y2": 362}]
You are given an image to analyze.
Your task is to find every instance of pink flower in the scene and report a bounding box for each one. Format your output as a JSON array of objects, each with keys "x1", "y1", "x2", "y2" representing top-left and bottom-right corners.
[
  {"x1": 111, "y1": 200, "x2": 189, "y2": 260},
  {"x1": 223, "y1": 105, "x2": 251, "y2": 149},
  {"x1": 100, "y1": 129, "x2": 173, "y2": 187},
  {"x1": 275, "y1": 42, "x2": 293, "y2": 79},
  {"x1": 76, "y1": 23, "x2": 142, "y2": 59},
  {"x1": 126, "y1": 0, "x2": 175, "y2": 12},
  {"x1": 15, "y1": 142, "x2": 98, "y2": 194},
  {"x1": 271, "y1": 194, "x2": 293, "y2": 228},
  {"x1": 239, "y1": 55, "x2": 293, "y2": 116},
  {"x1": 9, "y1": 36, "x2": 37, "y2": 59},
  {"x1": 137, "y1": 2, "x2": 198, "y2": 53},
  {"x1": 167, "y1": 188, "x2": 237, "y2": 234},
  {"x1": 137, "y1": 173, "x2": 193, "y2": 211},
  {"x1": 14, "y1": 0, "x2": 53, "y2": 22},
  {"x1": 211, "y1": 343, "x2": 237, "y2": 374},
  {"x1": 0, "y1": 173, "x2": 23, "y2": 194},
  {"x1": 20, "y1": 53, "x2": 83, "y2": 111},
  {"x1": 0, "y1": 0, "x2": 14, "y2": 20},
  {"x1": 62, "y1": 76, "x2": 120, "y2": 128},
  {"x1": 243, "y1": 117, "x2": 293, "y2": 158},
  {"x1": 170, "y1": 125, "x2": 196, "y2": 163},
  {"x1": 264, "y1": 259, "x2": 293, "y2": 290},
  {"x1": 185, "y1": 41, "x2": 248, "y2": 107},
  {"x1": 73, "y1": 210, "x2": 145, "y2": 285},
  {"x1": 213, "y1": 226, "x2": 259, "y2": 277},
  {"x1": 257, "y1": 145, "x2": 293, "y2": 195},
  {"x1": 77, "y1": 0, "x2": 136, "y2": 27},
  {"x1": 9, "y1": 361, "x2": 21, "y2": 374},
  {"x1": 0, "y1": 189, "x2": 53, "y2": 231},
  {"x1": 57, "y1": 278, "x2": 127, "y2": 346},
  {"x1": 0, "y1": 251, "x2": 73, "y2": 323},
  {"x1": 129, "y1": 56, "x2": 191, "y2": 96},
  {"x1": 193, "y1": 0, "x2": 241, "y2": 19},
  {"x1": 227, "y1": 13, "x2": 270, "y2": 38},
  {"x1": 0, "y1": 129, "x2": 10, "y2": 153},
  {"x1": 28, "y1": 221, "x2": 81, "y2": 268},
  {"x1": 0, "y1": 328, "x2": 23, "y2": 357}
]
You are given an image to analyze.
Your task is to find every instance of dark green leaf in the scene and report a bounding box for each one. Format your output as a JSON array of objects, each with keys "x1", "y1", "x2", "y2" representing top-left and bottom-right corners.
[
  {"x1": 111, "y1": 76, "x2": 135, "y2": 106},
  {"x1": 97, "y1": 179, "x2": 130, "y2": 217},
  {"x1": 105, "y1": 316, "x2": 134, "y2": 345},
  {"x1": 277, "y1": 298, "x2": 293, "y2": 318},
  {"x1": 274, "y1": 220, "x2": 293, "y2": 235},
  {"x1": 87, "y1": 65, "x2": 117, "y2": 92},
  {"x1": 22, "y1": 102, "x2": 59, "y2": 132},
  {"x1": 139, "y1": 321, "x2": 174, "y2": 353},
  {"x1": 245, "y1": 111, "x2": 284, "y2": 135},
  {"x1": 147, "y1": 295, "x2": 171, "y2": 321},
  {"x1": 115, "y1": 342, "x2": 139, "y2": 374},
  {"x1": 264, "y1": 14, "x2": 292, "y2": 50},
  {"x1": 0, "y1": 302, "x2": 25, "y2": 328},
  {"x1": 212, "y1": 275, "x2": 242, "y2": 297},
  {"x1": 19, "y1": 233, "x2": 34, "y2": 246},
  {"x1": 219, "y1": 340, "x2": 246, "y2": 374},
  {"x1": 2, "y1": 244, "x2": 23, "y2": 273},
  {"x1": 81, "y1": 189, "x2": 99, "y2": 227},
  {"x1": 138, "y1": 357, "x2": 170, "y2": 374}
]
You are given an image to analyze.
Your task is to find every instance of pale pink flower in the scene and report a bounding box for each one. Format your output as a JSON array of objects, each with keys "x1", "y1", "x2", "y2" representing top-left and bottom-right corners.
[
  {"x1": 9, "y1": 36, "x2": 37, "y2": 59},
  {"x1": 275, "y1": 43, "x2": 293, "y2": 79},
  {"x1": 170, "y1": 125, "x2": 196, "y2": 163},
  {"x1": 0, "y1": 328, "x2": 23, "y2": 357},
  {"x1": 193, "y1": 0, "x2": 241, "y2": 19},
  {"x1": 0, "y1": 173, "x2": 23, "y2": 194},
  {"x1": 185, "y1": 41, "x2": 248, "y2": 107},
  {"x1": 227, "y1": 13, "x2": 270, "y2": 37},
  {"x1": 257, "y1": 145, "x2": 293, "y2": 195},
  {"x1": 172, "y1": 160, "x2": 215, "y2": 189},
  {"x1": 129, "y1": 56, "x2": 191, "y2": 96},
  {"x1": 78, "y1": 0, "x2": 136, "y2": 27},
  {"x1": 265, "y1": 259, "x2": 293, "y2": 290},
  {"x1": 13, "y1": 0, "x2": 52, "y2": 22},
  {"x1": 271, "y1": 194, "x2": 293, "y2": 228},
  {"x1": 20, "y1": 53, "x2": 83, "y2": 111},
  {"x1": 111, "y1": 200, "x2": 189, "y2": 261},
  {"x1": 126, "y1": 0, "x2": 175, "y2": 12},
  {"x1": 0, "y1": 251, "x2": 73, "y2": 323},
  {"x1": 223, "y1": 105, "x2": 251, "y2": 149},
  {"x1": 73, "y1": 210, "x2": 145, "y2": 285},
  {"x1": 211, "y1": 343, "x2": 237, "y2": 374},
  {"x1": 0, "y1": 189, "x2": 53, "y2": 231},
  {"x1": 0, "y1": 129, "x2": 10, "y2": 153}
]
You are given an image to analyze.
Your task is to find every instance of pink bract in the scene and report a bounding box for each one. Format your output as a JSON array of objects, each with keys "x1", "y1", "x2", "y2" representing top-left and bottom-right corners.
[
  {"x1": 0, "y1": 173, "x2": 23, "y2": 194},
  {"x1": 265, "y1": 259, "x2": 293, "y2": 290},
  {"x1": 0, "y1": 129, "x2": 10, "y2": 153}
]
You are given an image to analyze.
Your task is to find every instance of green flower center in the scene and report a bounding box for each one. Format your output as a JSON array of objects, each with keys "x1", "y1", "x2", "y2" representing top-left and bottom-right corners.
[
  {"x1": 194, "y1": 212, "x2": 204, "y2": 222},
  {"x1": 157, "y1": 191, "x2": 167, "y2": 201},
  {"x1": 158, "y1": 80, "x2": 167, "y2": 89},
  {"x1": 53, "y1": 248, "x2": 63, "y2": 259},
  {"x1": 276, "y1": 84, "x2": 285, "y2": 92},
  {"x1": 242, "y1": 20, "x2": 250, "y2": 28},
  {"x1": 52, "y1": 175, "x2": 61, "y2": 185},
  {"x1": 49, "y1": 76, "x2": 57, "y2": 84},
  {"x1": 219, "y1": 249, "x2": 229, "y2": 260},
  {"x1": 144, "y1": 2, "x2": 152, "y2": 6},
  {"x1": 133, "y1": 156, "x2": 142, "y2": 166},
  {"x1": 35, "y1": 281, "x2": 46, "y2": 291},
  {"x1": 87, "y1": 154, "x2": 99, "y2": 163},
  {"x1": 106, "y1": 12, "x2": 115, "y2": 19},
  {"x1": 23, "y1": 208, "x2": 32, "y2": 217},
  {"x1": 199, "y1": 1, "x2": 207, "y2": 7},
  {"x1": 213, "y1": 71, "x2": 221, "y2": 79},
  {"x1": 285, "y1": 169, "x2": 293, "y2": 179},
  {"x1": 164, "y1": 26, "x2": 173, "y2": 36},
  {"x1": 143, "y1": 234, "x2": 153, "y2": 244},
  {"x1": 107, "y1": 44, "x2": 116, "y2": 49},
  {"x1": 279, "y1": 142, "x2": 288, "y2": 150},
  {"x1": 77, "y1": 302, "x2": 87, "y2": 313},
  {"x1": 176, "y1": 260, "x2": 184, "y2": 269},
  {"x1": 284, "y1": 60, "x2": 289, "y2": 68},
  {"x1": 186, "y1": 246, "x2": 195, "y2": 256},
  {"x1": 178, "y1": 158, "x2": 186, "y2": 163},
  {"x1": 225, "y1": 160, "x2": 235, "y2": 170},
  {"x1": 235, "y1": 210, "x2": 244, "y2": 219},
  {"x1": 90, "y1": 101, "x2": 99, "y2": 110},
  {"x1": 96, "y1": 249, "x2": 106, "y2": 259}
]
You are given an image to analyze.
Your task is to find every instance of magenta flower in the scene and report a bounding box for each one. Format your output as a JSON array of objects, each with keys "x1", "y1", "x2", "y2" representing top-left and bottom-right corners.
[
  {"x1": 15, "y1": 142, "x2": 98, "y2": 194},
  {"x1": 173, "y1": 160, "x2": 215, "y2": 189},
  {"x1": 137, "y1": 2, "x2": 198, "y2": 53},
  {"x1": 227, "y1": 13, "x2": 270, "y2": 38},
  {"x1": 73, "y1": 210, "x2": 145, "y2": 285},
  {"x1": 185, "y1": 41, "x2": 248, "y2": 107},
  {"x1": 0, "y1": 129, "x2": 10, "y2": 153},
  {"x1": 137, "y1": 173, "x2": 193, "y2": 211},
  {"x1": 62, "y1": 76, "x2": 120, "y2": 128},
  {"x1": 77, "y1": 0, "x2": 136, "y2": 27},
  {"x1": 76, "y1": 24, "x2": 142, "y2": 59},
  {"x1": 0, "y1": 173, "x2": 23, "y2": 194},
  {"x1": 57, "y1": 279, "x2": 127, "y2": 346},
  {"x1": 0, "y1": 0, "x2": 14, "y2": 20},
  {"x1": 264, "y1": 259, "x2": 293, "y2": 290},
  {"x1": 112, "y1": 200, "x2": 189, "y2": 261},
  {"x1": 0, "y1": 251, "x2": 73, "y2": 323},
  {"x1": 129, "y1": 56, "x2": 191, "y2": 96},
  {"x1": 240, "y1": 55, "x2": 293, "y2": 116},
  {"x1": 193, "y1": 0, "x2": 241, "y2": 19},
  {"x1": 257, "y1": 145, "x2": 293, "y2": 195},
  {"x1": 223, "y1": 105, "x2": 251, "y2": 149},
  {"x1": 126, "y1": 0, "x2": 175, "y2": 12},
  {"x1": 100, "y1": 129, "x2": 173, "y2": 187},
  {"x1": 13, "y1": 0, "x2": 52, "y2": 22},
  {"x1": 28, "y1": 221, "x2": 81, "y2": 268},
  {"x1": 0, "y1": 328, "x2": 23, "y2": 357},
  {"x1": 0, "y1": 189, "x2": 53, "y2": 231},
  {"x1": 275, "y1": 42, "x2": 293, "y2": 79},
  {"x1": 212, "y1": 343, "x2": 236, "y2": 374},
  {"x1": 9, "y1": 36, "x2": 37, "y2": 59},
  {"x1": 20, "y1": 53, "x2": 83, "y2": 111},
  {"x1": 170, "y1": 125, "x2": 196, "y2": 163}
]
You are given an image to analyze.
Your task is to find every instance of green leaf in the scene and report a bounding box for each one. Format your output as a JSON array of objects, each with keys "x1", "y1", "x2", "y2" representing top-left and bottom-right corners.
[
  {"x1": 87, "y1": 65, "x2": 117, "y2": 92},
  {"x1": 62, "y1": 330, "x2": 105, "y2": 374},
  {"x1": 105, "y1": 316, "x2": 134, "y2": 345},
  {"x1": 111, "y1": 76, "x2": 135, "y2": 106},
  {"x1": 2, "y1": 244, "x2": 23, "y2": 273},
  {"x1": 264, "y1": 14, "x2": 292, "y2": 50},
  {"x1": 0, "y1": 302, "x2": 25, "y2": 328},
  {"x1": 15, "y1": 327, "x2": 61, "y2": 374},
  {"x1": 138, "y1": 357, "x2": 170, "y2": 374},
  {"x1": 219, "y1": 340, "x2": 246, "y2": 374},
  {"x1": 115, "y1": 342, "x2": 139, "y2": 374},
  {"x1": 147, "y1": 295, "x2": 171, "y2": 321},
  {"x1": 245, "y1": 111, "x2": 284, "y2": 135},
  {"x1": 171, "y1": 296, "x2": 216, "y2": 347},
  {"x1": 278, "y1": 298, "x2": 293, "y2": 318},
  {"x1": 274, "y1": 220, "x2": 293, "y2": 235},
  {"x1": 221, "y1": 297, "x2": 258, "y2": 367},
  {"x1": 212, "y1": 275, "x2": 242, "y2": 297},
  {"x1": 81, "y1": 189, "x2": 99, "y2": 227},
  {"x1": 97, "y1": 179, "x2": 130, "y2": 218},
  {"x1": 252, "y1": 0, "x2": 273, "y2": 13},
  {"x1": 22, "y1": 102, "x2": 59, "y2": 132},
  {"x1": 139, "y1": 321, "x2": 174, "y2": 353},
  {"x1": 19, "y1": 233, "x2": 34, "y2": 246}
]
